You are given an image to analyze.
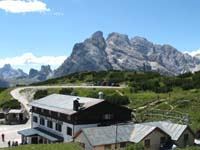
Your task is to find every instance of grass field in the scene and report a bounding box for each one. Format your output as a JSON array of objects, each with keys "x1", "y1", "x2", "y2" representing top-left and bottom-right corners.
[{"x1": 0, "y1": 143, "x2": 82, "y2": 150}]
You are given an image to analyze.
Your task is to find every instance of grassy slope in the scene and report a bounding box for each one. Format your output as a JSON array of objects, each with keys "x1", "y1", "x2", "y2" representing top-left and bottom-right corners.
[
  {"x1": 0, "y1": 143, "x2": 81, "y2": 150},
  {"x1": 0, "y1": 88, "x2": 18, "y2": 110}
]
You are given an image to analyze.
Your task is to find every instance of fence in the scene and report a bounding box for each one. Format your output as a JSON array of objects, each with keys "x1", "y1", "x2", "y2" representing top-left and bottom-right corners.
[{"x1": 143, "y1": 109, "x2": 189, "y2": 125}]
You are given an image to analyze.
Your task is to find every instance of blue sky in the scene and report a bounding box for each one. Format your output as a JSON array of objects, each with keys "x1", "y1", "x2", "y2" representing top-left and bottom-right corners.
[{"x1": 0, "y1": 0, "x2": 200, "y2": 71}]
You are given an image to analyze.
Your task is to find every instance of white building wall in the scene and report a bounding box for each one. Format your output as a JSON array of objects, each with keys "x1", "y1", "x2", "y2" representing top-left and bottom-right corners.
[
  {"x1": 32, "y1": 113, "x2": 40, "y2": 128},
  {"x1": 32, "y1": 112, "x2": 98, "y2": 142}
]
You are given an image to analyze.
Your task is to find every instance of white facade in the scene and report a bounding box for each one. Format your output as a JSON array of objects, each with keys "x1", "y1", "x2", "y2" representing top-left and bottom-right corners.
[{"x1": 32, "y1": 112, "x2": 98, "y2": 142}]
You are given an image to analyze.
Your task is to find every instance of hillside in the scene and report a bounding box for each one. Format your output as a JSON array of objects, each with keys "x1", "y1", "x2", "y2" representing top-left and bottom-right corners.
[{"x1": 33, "y1": 70, "x2": 200, "y2": 92}]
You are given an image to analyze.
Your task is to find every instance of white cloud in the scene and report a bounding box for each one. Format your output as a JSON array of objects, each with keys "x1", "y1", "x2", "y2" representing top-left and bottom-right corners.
[
  {"x1": 184, "y1": 49, "x2": 200, "y2": 57},
  {"x1": 0, "y1": 53, "x2": 67, "y2": 73},
  {"x1": 0, "y1": 0, "x2": 50, "y2": 13}
]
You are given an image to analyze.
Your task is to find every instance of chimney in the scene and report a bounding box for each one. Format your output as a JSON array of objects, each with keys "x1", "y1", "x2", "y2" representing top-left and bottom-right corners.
[
  {"x1": 73, "y1": 98, "x2": 80, "y2": 111},
  {"x1": 98, "y1": 91, "x2": 104, "y2": 99}
]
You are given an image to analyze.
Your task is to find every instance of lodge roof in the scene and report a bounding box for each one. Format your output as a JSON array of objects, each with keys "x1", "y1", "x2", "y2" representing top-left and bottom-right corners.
[{"x1": 30, "y1": 94, "x2": 104, "y2": 115}]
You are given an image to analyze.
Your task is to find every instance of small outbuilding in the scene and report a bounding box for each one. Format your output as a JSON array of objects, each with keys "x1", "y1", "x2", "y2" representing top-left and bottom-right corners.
[{"x1": 5, "y1": 109, "x2": 28, "y2": 124}]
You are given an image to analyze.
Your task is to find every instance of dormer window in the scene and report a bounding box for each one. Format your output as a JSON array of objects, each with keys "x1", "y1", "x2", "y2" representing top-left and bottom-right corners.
[
  {"x1": 103, "y1": 114, "x2": 114, "y2": 120},
  {"x1": 57, "y1": 112, "x2": 61, "y2": 118},
  {"x1": 67, "y1": 116, "x2": 71, "y2": 121},
  {"x1": 33, "y1": 107, "x2": 37, "y2": 111}
]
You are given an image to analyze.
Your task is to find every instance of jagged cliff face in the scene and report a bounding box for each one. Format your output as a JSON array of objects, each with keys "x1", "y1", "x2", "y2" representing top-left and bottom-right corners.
[
  {"x1": 105, "y1": 33, "x2": 150, "y2": 71},
  {"x1": 55, "y1": 31, "x2": 200, "y2": 77},
  {"x1": 29, "y1": 65, "x2": 53, "y2": 81},
  {"x1": 55, "y1": 31, "x2": 112, "y2": 76}
]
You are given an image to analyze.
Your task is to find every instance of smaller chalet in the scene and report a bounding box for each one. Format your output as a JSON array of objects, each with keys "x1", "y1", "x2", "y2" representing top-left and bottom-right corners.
[
  {"x1": 5, "y1": 109, "x2": 28, "y2": 124},
  {"x1": 74, "y1": 121, "x2": 195, "y2": 150},
  {"x1": 18, "y1": 94, "x2": 132, "y2": 144}
]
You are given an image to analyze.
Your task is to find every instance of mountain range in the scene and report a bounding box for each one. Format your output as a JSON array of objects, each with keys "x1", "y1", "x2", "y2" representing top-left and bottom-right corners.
[
  {"x1": 54, "y1": 31, "x2": 200, "y2": 77},
  {"x1": 1, "y1": 31, "x2": 200, "y2": 87},
  {"x1": 0, "y1": 64, "x2": 52, "y2": 87}
]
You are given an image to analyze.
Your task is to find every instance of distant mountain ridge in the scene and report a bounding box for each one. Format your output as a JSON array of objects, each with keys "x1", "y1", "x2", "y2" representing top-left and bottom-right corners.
[
  {"x1": 0, "y1": 64, "x2": 52, "y2": 87},
  {"x1": 0, "y1": 64, "x2": 27, "y2": 80},
  {"x1": 54, "y1": 31, "x2": 200, "y2": 77}
]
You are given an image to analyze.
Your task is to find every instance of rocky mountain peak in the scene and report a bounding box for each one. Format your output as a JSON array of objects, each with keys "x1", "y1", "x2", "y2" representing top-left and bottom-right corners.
[
  {"x1": 40, "y1": 65, "x2": 52, "y2": 73},
  {"x1": 0, "y1": 64, "x2": 27, "y2": 80},
  {"x1": 29, "y1": 69, "x2": 39, "y2": 78},
  {"x1": 91, "y1": 31, "x2": 103, "y2": 39},
  {"x1": 54, "y1": 31, "x2": 112, "y2": 77},
  {"x1": 28, "y1": 65, "x2": 52, "y2": 81},
  {"x1": 131, "y1": 36, "x2": 153, "y2": 47},
  {"x1": 107, "y1": 32, "x2": 130, "y2": 46},
  {"x1": 3, "y1": 64, "x2": 12, "y2": 70},
  {"x1": 88, "y1": 31, "x2": 106, "y2": 50},
  {"x1": 54, "y1": 31, "x2": 200, "y2": 77}
]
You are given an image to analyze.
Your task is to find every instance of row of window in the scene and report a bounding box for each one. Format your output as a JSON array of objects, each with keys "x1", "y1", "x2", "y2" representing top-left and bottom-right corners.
[
  {"x1": 33, "y1": 107, "x2": 113, "y2": 121},
  {"x1": 33, "y1": 116, "x2": 72, "y2": 136},
  {"x1": 33, "y1": 107, "x2": 63, "y2": 119}
]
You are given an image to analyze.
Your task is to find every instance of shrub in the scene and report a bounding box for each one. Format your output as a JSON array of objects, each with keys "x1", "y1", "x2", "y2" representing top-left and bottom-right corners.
[
  {"x1": 34, "y1": 90, "x2": 48, "y2": 99},
  {"x1": 86, "y1": 91, "x2": 99, "y2": 98},
  {"x1": 126, "y1": 143, "x2": 144, "y2": 150},
  {"x1": 59, "y1": 88, "x2": 73, "y2": 95},
  {"x1": 0, "y1": 99, "x2": 21, "y2": 110},
  {"x1": 105, "y1": 93, "x2": 129, "y2": 105}
]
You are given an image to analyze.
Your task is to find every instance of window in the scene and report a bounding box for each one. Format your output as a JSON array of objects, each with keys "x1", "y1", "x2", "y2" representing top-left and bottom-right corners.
[
  {"x1": 103, "y1": 114, "x2": 114, "y2": 120},
  {"x1": 57, "y1": 113, "x2": 61, "y2": 118},
  {"x1": 160, "y1": 137, "x2": 166, "y2": 144},
  {"x1": 56, "y1": 123, "x2": 62, "y2": 132},
  {"x1": 33, "y1": 116, "x2": 38, "y2": 123},
  {"x1": 67, "y1": 127, "x2": 72, "y2": 136},
  {"x1": 41, "y1": 109, "x2": 44, "y2": 113},
  {"x1": 49, "y1": 111, "x2": 52, "y2": 115},
  {"x1": 67, "y1": 116, "x2": 71, "y2": 121},
  {"x1": 184, "y1": 134, "x2": 189, "y2": 141},
  {"x1": 144, "y1": 139, "x2": 150, "y2": 147},
  {"x1": 40, "y1": 118, "x2": 45, "y2": 126},
  {"x1": 47, "y1": 120, "x2": 53, "y2": 128},
  {"x1": 33, "y1": 107, "x2": 37, "y2": 111}
]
